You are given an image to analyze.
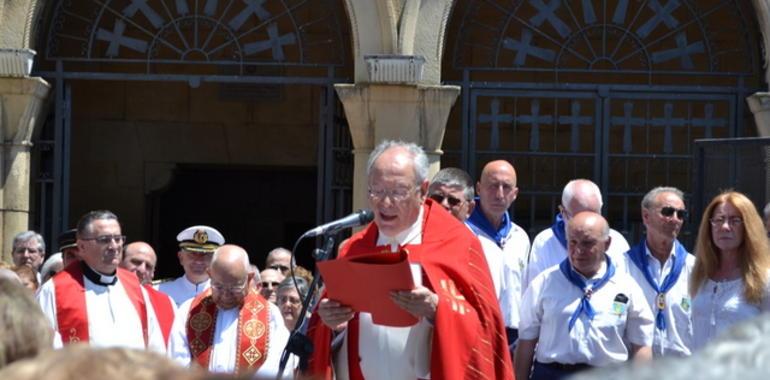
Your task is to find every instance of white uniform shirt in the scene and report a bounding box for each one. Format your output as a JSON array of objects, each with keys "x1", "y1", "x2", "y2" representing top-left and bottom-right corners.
[
  {"x1": 519, "y1": 263, "x2": 654, "y2": 367},
  {"x1": 621, "y1": 243, "x2": 695, "y2": 357},
  {"x1": 167, "y1": 298, "x2": 289, "y2": 376},
  {"x1": 474, "y1": 230, "x2": 504, "y2": 299},
  {"x1": 157, "y1": 276, "x2": 210, "y2": 306},
  {"x1": 335, "y1": 206, "x2": 433, "y2": 380},
  {"x1": 525, "y1": 227, "x2": 629, "y2": 292},
  {"x1": 37, "y1": 269, "x2": 166, "y2": 353},
  {"x1": 473, "y1": 222, "x2": 530, "y2": 329},
  {"x1": 691, "y1": 274, "x2": 770, "y2": 351}
]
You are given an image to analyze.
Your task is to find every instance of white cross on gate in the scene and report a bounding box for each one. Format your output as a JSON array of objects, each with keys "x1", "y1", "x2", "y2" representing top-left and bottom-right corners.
[
  {"x1": 96, "y1": 20, "x2": 148, "y2": 57},
  {"x1": 243, "y1": 23, "x2": 296, "y2": 61}
]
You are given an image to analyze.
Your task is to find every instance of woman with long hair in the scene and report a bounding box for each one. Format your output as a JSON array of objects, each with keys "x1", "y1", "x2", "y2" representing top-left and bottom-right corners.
[{"x1": 690, "y1": 191, "x2": 770, "y2": 350}]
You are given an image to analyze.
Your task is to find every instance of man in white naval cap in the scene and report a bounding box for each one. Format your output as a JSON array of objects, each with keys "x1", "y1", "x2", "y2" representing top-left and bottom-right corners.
[{"x1": 157, "y1": 225, "x2": 225, "y2": 306}]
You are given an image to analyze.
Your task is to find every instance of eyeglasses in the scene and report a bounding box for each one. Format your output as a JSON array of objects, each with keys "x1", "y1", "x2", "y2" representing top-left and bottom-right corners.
[
  {"x1": 710, "y1": 216, "x2": 743, "y2": 227},
  {"x1": 278, "y1": 295, "x2": 301, "y2": 306},
  {"x1": 368, "y1": 187, "x2": 415, "y2": 202},
  {"x1": 81, "y1": 235, "x2": 126, "y2": 245},
  {"x1": 211, "y1": 282, "x2": 248, "y2": 293},
  {"x1": 660, "y1": 206, "x2": 688, "y2": 220},
  {"x1": 261, "y1": 281, "x2": 280, "y2": 288},
  {"x1": 429, "y1": 193, "x2": 464, "y2": 207},
  {"x1": 269, "y1": 265, "x2": 289, "y2": 272},
  {"x1": 13, "y1": 247, "x2": 42, "y2": 255}
]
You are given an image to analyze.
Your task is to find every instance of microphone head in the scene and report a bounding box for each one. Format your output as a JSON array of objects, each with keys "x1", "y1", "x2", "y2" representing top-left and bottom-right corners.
[{"x1": 358, "y1": 209, "x2": 374, "y2": 225}]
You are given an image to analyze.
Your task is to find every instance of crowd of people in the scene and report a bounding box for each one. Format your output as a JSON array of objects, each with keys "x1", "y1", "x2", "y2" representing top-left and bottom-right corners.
[{"x1": 2, "y1": 139, "x2": 770, "y2": 380}]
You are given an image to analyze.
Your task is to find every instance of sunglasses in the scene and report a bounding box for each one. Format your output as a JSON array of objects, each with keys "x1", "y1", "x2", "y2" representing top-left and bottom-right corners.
[
  {"x1": 269, "y1": 265, "x2": 289, "y2": 272},
  {"x1": 660, "y1": 206, "x2": 688, "y2": 220},
  {"x1": 429, "y1": 193, "x2": 464, "y2": 207},
  {"x1": 261, "y1": 281, "x2": 281, "y2": 288}
]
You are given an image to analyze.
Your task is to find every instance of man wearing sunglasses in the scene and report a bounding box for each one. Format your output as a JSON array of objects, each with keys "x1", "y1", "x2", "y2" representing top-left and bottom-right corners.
[
  {"x1": 525, "y1": 179, "x2": 630, "y2": 292},
  {"x1": 258, "y1": 267, "x2": 285, "y2": 303},
  {"x1": 157, "y1": 225, "x2": 225, "y2": 306},
  {"x1": 37, "y1": 210, "x2": 166, "y2": 352},
  {"x1": 621, "y1": 187, "x2": 694, "y2": 357},
  {"x1": 465, "y1": 160, "x2": 531, "y2": 349},
  {"x1": 428, "y1": 168, "x2": 505, "y2": 316},
  {"x1": 168, "y1": 244, "x2": 289, "y2": 375}
]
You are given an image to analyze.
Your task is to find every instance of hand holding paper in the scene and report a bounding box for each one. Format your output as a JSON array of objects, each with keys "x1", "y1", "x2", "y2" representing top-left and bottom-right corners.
[
  {"x1": 317, "y1": 250, "x2": 419, "y2": 326},
  {"x1": 390, "y1": 286, "x2": 439, "y2": 321}
]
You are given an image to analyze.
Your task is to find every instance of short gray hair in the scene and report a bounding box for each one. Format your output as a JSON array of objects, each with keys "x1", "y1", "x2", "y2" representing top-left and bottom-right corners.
[
  {"x1": 429, "y1": 167, "x2": 474, "y2": 201},
  {"x1": 12, "y1": 231, "x2": 45, "y2": 253},
  {"x1": 278, "y1": 276, "x2": 309, "y2": 298},
  {"x1": 562, "y1": 179, "x2": 603, "y2": 211},
  {"x1": 641, "y1": 186, "x2": 685, "y2": 209},
  {"x1": 366, "y1": 140, "x2": 429, "y2": 185}
]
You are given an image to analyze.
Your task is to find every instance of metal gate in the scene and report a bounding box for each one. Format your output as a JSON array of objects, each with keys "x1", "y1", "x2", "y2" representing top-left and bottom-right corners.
[
  {"x1": 446, "y1": 0, "x2": 763, "y2": 245},
  {"x1": 466, "y1": 85, "x2": 737, "y2": 244},
  {"x1": 31, "y1": 0, "x2": 353, "y2": 250}
]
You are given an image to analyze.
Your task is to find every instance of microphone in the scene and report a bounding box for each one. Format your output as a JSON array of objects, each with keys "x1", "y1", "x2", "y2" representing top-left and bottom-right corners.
[{"x1": 302, "y1": 209, "x2": 374, "y2": 237}]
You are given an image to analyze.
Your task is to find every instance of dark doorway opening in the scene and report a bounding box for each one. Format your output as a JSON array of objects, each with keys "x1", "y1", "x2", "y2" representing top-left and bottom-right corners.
[{"x1": 148, "y1": 164, "x2": 317, "y2": 279}]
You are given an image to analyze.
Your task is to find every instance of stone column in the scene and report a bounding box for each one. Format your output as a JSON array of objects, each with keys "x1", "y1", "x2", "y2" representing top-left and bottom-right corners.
[
  {"x1": 338, "y1": 0, "x2": 457, "y2": 211},
  {"x1": 747, "y1": 93, "x2": 770, "y2": 206},
  {"x1": 0, "y1": 52, "x2": 50, "y2": 261},
  {"x1": 336, "y1": 84, "x2": 460, "y2": 210}
]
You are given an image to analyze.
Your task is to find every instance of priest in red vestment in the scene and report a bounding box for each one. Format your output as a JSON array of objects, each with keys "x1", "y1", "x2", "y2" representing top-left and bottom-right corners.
[
  {"x1": 167, "y1": 244, "x2": 290, "y2": 376},
  {"x1": 37, "y1": 210, "x2": 166, "y2": 352},
  {"x1": 307, "y1": 141, "x2": 514, "y2": 380}
]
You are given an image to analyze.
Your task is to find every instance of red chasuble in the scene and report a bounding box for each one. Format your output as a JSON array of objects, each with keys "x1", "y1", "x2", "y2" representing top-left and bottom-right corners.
[
  {"x1": 52, "y1": 263, "x2": 148, "y2": 345},
  {"x1": 306, "y1": 199, "x2": 515, "y2": 380},
  {"x1": 145, "y1": 285, "x2": 175, "y2": 346},
  {"x1": 186, "y1": 288, "x2": 271, "y2": 374}
]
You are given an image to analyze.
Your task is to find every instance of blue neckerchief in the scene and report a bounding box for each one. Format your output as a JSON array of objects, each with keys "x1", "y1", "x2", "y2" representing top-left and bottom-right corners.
[
  {"x1": 627, "y1": 239, "x2": 687, "y2": 331},
  {"x1": 559, "y1": 254, "x2": 616, "y2": 331},
  {"x1": 550, "y1": 213, "x2": 567, "y2": 249},
  {"x1": 467, "y1": 197, "x2": 513, "y2": 248}
]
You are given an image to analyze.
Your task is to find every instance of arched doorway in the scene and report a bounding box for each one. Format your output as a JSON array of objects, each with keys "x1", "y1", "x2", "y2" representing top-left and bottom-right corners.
[
  {"x1": 443, "y1": 0, "x2": 764, "y2": 247},
  {"x1": 30, "y1": 0, "x2": 354, "y2": 275}
]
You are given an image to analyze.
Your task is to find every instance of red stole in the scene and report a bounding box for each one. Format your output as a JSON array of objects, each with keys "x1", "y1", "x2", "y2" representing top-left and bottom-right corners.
[
  {"x1": 52, "y1": 263, "x2": 149, "y2": 346},
  {"x1": 306, "y1": 199, "x2": 514, "y2": 380},
  {"x1": 186, "y1": 288, "x2": 271, "y2": 374},
  {"x1": 145, "y1": 285, "x2": 175, "y2": 346}
]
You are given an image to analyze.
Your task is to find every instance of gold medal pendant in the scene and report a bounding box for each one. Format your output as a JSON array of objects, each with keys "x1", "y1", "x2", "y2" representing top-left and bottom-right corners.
[{"x1": 656, "y1": 293, "x2": 666, "y2": 310}]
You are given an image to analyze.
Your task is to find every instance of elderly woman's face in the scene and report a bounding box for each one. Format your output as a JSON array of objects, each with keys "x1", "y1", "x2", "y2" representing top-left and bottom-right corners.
[
  {"x1": 277, "y1": 287, "x2": 302, "y2": 330},
  {"x1": 710, "y1": 202, "x2": 745, "y2": 253}
]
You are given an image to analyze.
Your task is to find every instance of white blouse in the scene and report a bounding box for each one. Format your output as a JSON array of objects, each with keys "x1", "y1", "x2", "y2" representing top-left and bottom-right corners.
[{"x1": 692, "y1": 276, "x2": 770, "y2": 350}]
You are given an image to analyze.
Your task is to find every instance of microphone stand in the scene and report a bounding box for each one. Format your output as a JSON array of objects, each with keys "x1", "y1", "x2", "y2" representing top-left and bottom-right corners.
[{"x1": 276, "y1": 234, "x2": 337, "y2": 379}]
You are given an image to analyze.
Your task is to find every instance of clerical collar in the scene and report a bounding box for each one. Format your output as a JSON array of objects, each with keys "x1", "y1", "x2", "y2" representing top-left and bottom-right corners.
[
  {"x1": 377, "y1": 207, "x2": 424, "y2": 252},
  {"x1": 81, "y1": 262, "x2": 117, "y2": 286}
]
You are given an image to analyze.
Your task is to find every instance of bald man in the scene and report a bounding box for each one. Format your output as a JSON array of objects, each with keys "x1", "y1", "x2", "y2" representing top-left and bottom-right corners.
[
  {"x1": 466, "y1": 160, "x2": 531, "y2": 345},
  {"x1": 515, "y1": 212, "x2": 653, "y2": 380},
  {"x1": 121, "y1": 242, "x2": 157, "y2": 285},
  {"x1": 525, "y1": 179, "x2": 630, "y2": 291},
  {"x1": 265, "y1": 247, "x2": 292, "y2": 276},
  {"x1": 167, "y1": 245, "x2": 289, "y2": 376}
]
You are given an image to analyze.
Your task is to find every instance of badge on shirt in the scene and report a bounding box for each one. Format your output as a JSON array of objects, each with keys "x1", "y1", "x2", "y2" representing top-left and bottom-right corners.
[
  {"x1": 680, "y1": 297, "x2": 691, "y2": 312},
  {"x1": 612, "y1": 293, "x2": 629, "y2": 315}
]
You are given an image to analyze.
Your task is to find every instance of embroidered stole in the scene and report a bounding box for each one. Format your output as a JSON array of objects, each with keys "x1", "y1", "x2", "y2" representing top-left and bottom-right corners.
[
  {"x1": 186, "y1": 288, "x2": 270, "y2": 374},
  {"x1": 52, "y1": 263, "x2": 148, "y2": 345}
]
